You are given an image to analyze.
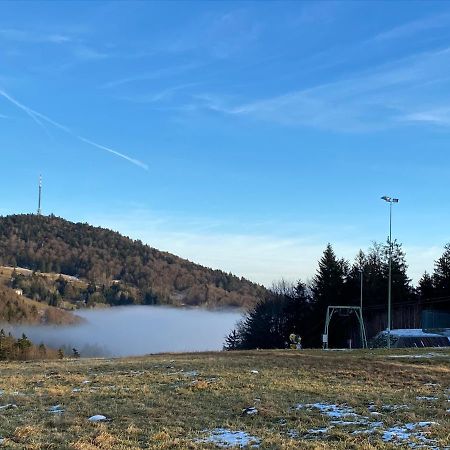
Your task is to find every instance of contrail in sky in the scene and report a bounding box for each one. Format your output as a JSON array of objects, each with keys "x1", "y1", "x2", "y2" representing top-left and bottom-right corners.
[{"x1": 0, "y1": 88, "x2": 148, "y2": 170}]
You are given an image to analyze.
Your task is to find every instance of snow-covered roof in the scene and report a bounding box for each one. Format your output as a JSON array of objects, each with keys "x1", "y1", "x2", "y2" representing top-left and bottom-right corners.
[{"x1": 384, "y1": 329, "x2": 446, "y2": 338}]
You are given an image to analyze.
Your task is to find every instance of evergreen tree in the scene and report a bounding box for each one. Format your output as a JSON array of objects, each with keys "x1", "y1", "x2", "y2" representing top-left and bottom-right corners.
[
  {"x1": 310, "y1": 245, "x2": 348, "y2": 343},
  {"x1": 224, "y1": 329, "x2": 241, "y2": 350},
  {"x1": 418, "y1": 271, "x2": 434, "y2": 300},
  {"x1": 433, "y1": 243, "x2": 450, "y2": 297},
  {"x1": 385, "y1": 240, "x2": 414, "y2": 304}
]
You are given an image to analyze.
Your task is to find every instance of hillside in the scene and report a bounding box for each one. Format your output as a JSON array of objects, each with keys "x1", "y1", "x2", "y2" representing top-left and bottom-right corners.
[
  {"x1": 0, "y1": 285, "x2": 80, "y2": 325},
  {"x1": 0, "y1": 214, "x2": 267, "y2": 310},
  {"x1": 0, "y1": 349, "x2": 449, "y2": 448}
]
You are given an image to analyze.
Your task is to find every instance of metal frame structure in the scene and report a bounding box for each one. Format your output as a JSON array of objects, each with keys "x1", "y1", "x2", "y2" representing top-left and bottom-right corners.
[{"x1": 323, "y1": 305, "x2": 368, "y2": 349}]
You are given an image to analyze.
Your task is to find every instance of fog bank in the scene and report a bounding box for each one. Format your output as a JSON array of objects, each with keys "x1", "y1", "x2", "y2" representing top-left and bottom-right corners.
[{"x1": 2, "y1": 306, "x2": 242, "y2": 357}]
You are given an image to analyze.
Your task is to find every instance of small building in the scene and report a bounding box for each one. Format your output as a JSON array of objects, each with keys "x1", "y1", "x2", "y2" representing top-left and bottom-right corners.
[{"x1": 14, "y1": 289, "x2": 23, "y2": 296}]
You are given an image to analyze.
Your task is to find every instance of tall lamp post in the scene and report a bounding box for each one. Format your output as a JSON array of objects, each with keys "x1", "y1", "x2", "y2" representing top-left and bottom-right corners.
[
  {"x1": 381, "y1": 196, "x2": 399, "y2": 349},
  {"x1": 360, "y1": 268, "x2": 364, "y2": 348}
]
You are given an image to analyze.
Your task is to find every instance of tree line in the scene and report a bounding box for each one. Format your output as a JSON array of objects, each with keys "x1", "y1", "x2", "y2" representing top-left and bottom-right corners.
[
  {"x1": 225, "y1": 242, "x2": 450, "y2": 350},
  {"x1": 0, "y1": 330, "x2": 64, "y2": 360}
]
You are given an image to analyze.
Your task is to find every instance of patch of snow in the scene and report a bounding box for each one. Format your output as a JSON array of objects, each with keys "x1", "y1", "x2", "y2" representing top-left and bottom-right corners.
[
  {"x1": 48, "y1": 405, "x2": 64, "y2": 414},
  {"x1": 183, "y1": 370, "x2": 199, "y2": 377},
  {"x1": 296, "y1": 402, "x2": 357, "y2": 418},
  {"x1": 307, "y1": 426, "x2": 333, "y2": 434},
  {"x1": 197, "y1": 428, "x2": 260, "y2": 448},
  {"x1": 416, "y1": 396, "x2": 438, "y2": 401},
  {"x1": 88, "y1": 414, "x2": 110, "y2": 422},
  {"x1": 388, "y1": 354, "x2": 437, "y2": 359},
  {"x1": 251, "y1": 370, "x2": 259, "y2": 374},
  {"x1": 0, "y1": 404, "x2": 17, "y2": 410},
  {"x1": 382, "y1": 421, "x2": 438, "y2": 448},
  {"x1": 382, "y1": 404, "x2": 410, "y2": 411},
  {"x1": 242, "y1": 407, "x2": 258, "y2": 416},
  {"x1": 330, "y1": 419, "x2": 369, "y2": 426},
  {"x1": 72, "y1": 388, "x2": 81, "y2": 393}
]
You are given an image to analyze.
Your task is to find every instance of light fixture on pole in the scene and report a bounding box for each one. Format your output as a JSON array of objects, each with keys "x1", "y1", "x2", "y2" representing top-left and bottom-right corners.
[{"x1": 381, "y1": 196, "x2": 399, "y2": 349}]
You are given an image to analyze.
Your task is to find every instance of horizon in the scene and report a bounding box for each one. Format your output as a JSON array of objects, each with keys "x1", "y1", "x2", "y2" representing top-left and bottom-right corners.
[{"x1": 2, "y1": 1, "x2": 450, "y2": 285}]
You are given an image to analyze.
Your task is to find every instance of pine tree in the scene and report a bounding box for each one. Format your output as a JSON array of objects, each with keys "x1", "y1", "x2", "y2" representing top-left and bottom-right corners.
[
  {"x1": 311, "y1": 244, "x2": 347, "y2": 311},
  {"x1": 385, "y1": 240, "x2": 414, "y2": 304},
  {"x1": 433, "y1": 243, "x2": 450, "y2": 297},
  {"x1": 418, "y1": 271, "x2": 434, "y2": 300},
  {"x1": 224, "y1": 329, "x2": 241, "y2": 350}
]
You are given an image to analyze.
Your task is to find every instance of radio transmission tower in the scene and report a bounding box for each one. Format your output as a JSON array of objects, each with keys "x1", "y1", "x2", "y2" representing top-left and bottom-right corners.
[{"x1": 37, "y1": 175, "x2": 42, "y2": 215}]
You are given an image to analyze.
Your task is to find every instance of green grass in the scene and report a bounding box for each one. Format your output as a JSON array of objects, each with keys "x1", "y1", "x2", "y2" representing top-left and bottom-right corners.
[{"x1": 0, "y1": 348, "x2": 449, "y2": 449}]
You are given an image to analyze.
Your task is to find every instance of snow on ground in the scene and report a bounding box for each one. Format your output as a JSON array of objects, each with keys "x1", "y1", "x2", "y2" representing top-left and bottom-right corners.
[
  {"x1": 382, "y1": 422, "x2": 439, "y2": 448},
  {"x1": 388, "y1": 353, "x2": 442, "y2": 359},
  {"x1": 88, "y1": 415, "x2": 109, "y2": 422},
  {"x1": 197, "y1": 428, "x2": 260, "y2": 448},
  {"x1": 292, "y1": 401, "x2": 448, "y2": 448},
  {"x1": 48, "y1": 404, "x2": 64, "y2": 414},
  {"x1": 296, "y1": 402, "x2": 358, "y2": 418},
  {"x1": 0, "y1": 404, "x2": 17, "y2": 410}
]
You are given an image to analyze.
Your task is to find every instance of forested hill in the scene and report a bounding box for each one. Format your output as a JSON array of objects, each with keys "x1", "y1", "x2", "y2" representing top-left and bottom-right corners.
[{"x1": 0, "y1": 214, "x2": 266, "y2": 309}]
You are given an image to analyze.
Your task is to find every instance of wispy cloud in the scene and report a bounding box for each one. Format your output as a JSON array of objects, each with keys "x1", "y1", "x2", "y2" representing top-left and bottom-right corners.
[
  {"x1": 400, "y1": 108, "x2": 450, "y2": 126},
  {"x1": 196, "y1": 46, "x2": 450, "y2": 132},
  {"x1": 0, "y1": 28, "x2": 74, "y2": 44},
  {"x1": 101, "y1": 63, "x2": 201, "y2": 89},
  {"x1": 117, "y1": 83, "x2": 199, "y2": 104},
  {"x1": 372, "y1": 12, "x2": 450, "y2": 42},
  {"x1": 0, "y1": 89, "x2": 148, "y2": 170}
]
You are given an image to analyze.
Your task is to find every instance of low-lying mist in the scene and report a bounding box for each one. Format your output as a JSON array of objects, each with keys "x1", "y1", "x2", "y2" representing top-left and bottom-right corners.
[{"x1": 1, "y1": 306, "x2": 242, "y2": 357}]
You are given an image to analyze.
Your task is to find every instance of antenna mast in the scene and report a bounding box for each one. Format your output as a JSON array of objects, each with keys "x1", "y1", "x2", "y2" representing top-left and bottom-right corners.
[{"x1": 37, "y1": 175, "x2": 42, "y2": 215}]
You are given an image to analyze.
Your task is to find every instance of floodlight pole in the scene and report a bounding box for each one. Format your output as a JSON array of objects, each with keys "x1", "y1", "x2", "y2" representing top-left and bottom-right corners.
[
  {"x1": 360, "y1": 269, "x2": 363, "y2": 347},
  {"x1": 388, "y1": 201, "x2": 392, "y2": 349},
  {"x1": 381, "y1": 196, "x2": 398, "y2": 349}
]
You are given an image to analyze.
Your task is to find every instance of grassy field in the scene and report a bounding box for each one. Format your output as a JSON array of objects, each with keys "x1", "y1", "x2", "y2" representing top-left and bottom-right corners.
[{"x1": 0, "y1": 348, "x2": 449, "y2": 449}]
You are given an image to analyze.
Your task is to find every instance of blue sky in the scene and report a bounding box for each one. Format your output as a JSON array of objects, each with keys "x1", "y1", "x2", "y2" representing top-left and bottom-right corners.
[{"x1": 1, "y1": 1, "x2": 449, "y2": 286}]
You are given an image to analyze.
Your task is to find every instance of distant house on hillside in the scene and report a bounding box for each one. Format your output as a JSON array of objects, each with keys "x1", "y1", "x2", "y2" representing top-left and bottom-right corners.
[{"x1": 14, "y1": 289, "x2": 23, "y2": 296}]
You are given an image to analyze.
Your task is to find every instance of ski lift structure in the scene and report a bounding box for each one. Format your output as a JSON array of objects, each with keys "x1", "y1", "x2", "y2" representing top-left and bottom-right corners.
[{"x1": 322, "y1": 305, "x2": 368, "y2": 349}]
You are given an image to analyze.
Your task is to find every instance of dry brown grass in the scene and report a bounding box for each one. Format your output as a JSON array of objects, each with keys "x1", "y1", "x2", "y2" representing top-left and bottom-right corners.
[{"x1": 0, "y1": 348, "x2": 449, "y2": 449}]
